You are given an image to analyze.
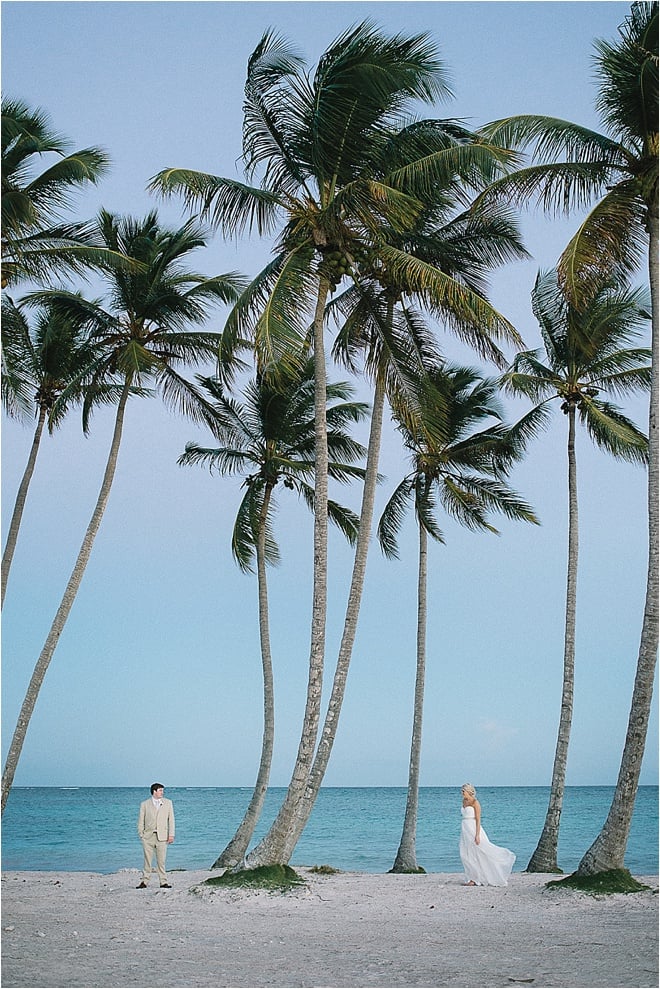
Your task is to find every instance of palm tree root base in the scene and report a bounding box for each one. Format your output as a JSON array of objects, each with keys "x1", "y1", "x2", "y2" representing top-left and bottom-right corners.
[
  {"x1": 203, "y1": 864, "x2": 306, "y2": 892},
  {"x1": 526, "y1": 863, "x2": 563, "y2": 874},
  {"x1": 388, "y1": 865, "x2": 426, "y2": 874},
  {"x1": 546, "y1": 869, "x2": 650, "y2": 896}
]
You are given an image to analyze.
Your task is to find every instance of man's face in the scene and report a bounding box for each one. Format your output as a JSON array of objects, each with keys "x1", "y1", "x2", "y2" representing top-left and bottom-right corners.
[{"x1": 153, "y1": 787, "x2": 164, "y2": 799}]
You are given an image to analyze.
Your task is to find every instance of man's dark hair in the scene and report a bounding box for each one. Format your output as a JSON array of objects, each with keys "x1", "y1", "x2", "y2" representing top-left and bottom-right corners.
[{"x1": 151, "y1": 782, "x2": 164, "y2": 794}]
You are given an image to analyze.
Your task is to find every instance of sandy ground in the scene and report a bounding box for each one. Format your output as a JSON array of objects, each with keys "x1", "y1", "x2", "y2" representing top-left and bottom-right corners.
[{"x1": 1, "y1": 869, "x2": 657, "y2": 989}]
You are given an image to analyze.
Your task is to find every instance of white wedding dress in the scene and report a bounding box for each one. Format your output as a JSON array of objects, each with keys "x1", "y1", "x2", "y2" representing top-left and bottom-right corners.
[{"x1": 459, "y1": 805, "x2": 515, "y2": 886}]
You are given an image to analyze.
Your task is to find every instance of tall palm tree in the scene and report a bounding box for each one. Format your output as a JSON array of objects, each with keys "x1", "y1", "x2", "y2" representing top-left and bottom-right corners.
[
  {"x1": 501, "y1": 271, "x2": 650, "y2": 872},
  {"x1": 271, "y1": 186, "x2": 530, "y2": 865},
  {"x1": 178, "y1": 359, "x2": 367, "y2": 869},
  {"x1": 477, "y1": 2, "x2": 658, "y2": 874},
  {"x1": 150, "y1": 23, "x2": 496, "y2": 866},
  {"x1": 1, "y1": 98, "x2": 110, "y2": 288},
  {"x1": 0, "y1": 210, "x2": 244, "y2": 813},
  {"x1": 1, "y1": 296, "x2": 103, "y2": 606},
  {"x1": 377, "y1": 364, "x2": 539, "y2": 872}
]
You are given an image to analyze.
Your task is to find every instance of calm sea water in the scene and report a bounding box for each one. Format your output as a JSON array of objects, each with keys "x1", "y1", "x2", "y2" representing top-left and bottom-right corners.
[{"x1": 2, "y1": 786, "x2": 657, "y2": 875}]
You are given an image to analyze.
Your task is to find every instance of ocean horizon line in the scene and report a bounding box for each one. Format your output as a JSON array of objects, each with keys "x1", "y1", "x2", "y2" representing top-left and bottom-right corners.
[{"x1": 10, "y1": 782, "x2": 659, "y2": 790}]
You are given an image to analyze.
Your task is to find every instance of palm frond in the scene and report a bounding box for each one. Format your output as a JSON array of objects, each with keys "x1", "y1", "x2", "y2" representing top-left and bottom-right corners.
[
  {"x1": 231, "y1": 485, "x2": 281, "y2": 573},
  {"x1": 478, "y1": 114, "x2": 625, "y2": 163},
  {"x1": 148, "y1": 168, "x2": 281, "y2": 238},
  {"x1": 414, "y1": 476, "x2": 446, "y2": 542},
  {"x1": 377, "y1": 476, "x2": 415, "y2": 559},
  {"x1": 557, "y1": 183, "x2": 648, "y2": 305},
  {"x1": 593, "y1": 2, "x2": 659, "y2": 149},
  {"x1": 157, "y1": 366, "x2": 229, "y2": 434},
  {"x1": 379, "y1": 244, "x2": 521, "y2": 362},
  {"x1": 580, "y1": 397, "x2": 649, "y2": 463},
  {"x1": 388, "y1": 140, "x2": 519, "y2": 199},
  {"x1": 1, "y1": 296, "x2": 36, "y2": 418},
  {"x1": 177, "y1": 442, "x2": 251, "y2": 476}
]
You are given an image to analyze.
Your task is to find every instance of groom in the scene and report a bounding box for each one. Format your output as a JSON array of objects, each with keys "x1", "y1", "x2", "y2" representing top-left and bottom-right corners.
[{"x1": 136, "y1": 783, "x2": 175, "y2": 888}]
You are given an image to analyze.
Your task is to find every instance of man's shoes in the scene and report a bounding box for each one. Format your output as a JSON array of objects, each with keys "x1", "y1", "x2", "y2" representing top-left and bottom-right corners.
[
  {"x1": 160, "y1": 883, "x2": 172, "y2": 888},
  {"x1": 136, "y1": 882, "x2": 147, "y2": 888}
]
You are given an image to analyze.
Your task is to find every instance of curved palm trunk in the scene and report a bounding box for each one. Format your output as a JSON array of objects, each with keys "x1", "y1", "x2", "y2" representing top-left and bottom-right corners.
[
  {"x1": 212, "y1": 485, "x2": 276, "y2": 870},
  {"x1": 1, "y1": 406, "x2": 47, "y2": 608},
  {"x1": 1, "y1": 381, "x2": 131, "y2": 814},
  {"x1": 576, "y1": 208, "x2": 659, "y2": 877},
  {"x1": 245, "y1": 275, "x2": 330, "y2": 867},
  {"x1": 527, "y1": 403, "x2": 578, "y2": 872},
  {"x1": 391, "y1": 519, "x2": 427, "y2": 873},
  {"x1": 282, "y1": 372, "x2": 387, "y2": 857}
]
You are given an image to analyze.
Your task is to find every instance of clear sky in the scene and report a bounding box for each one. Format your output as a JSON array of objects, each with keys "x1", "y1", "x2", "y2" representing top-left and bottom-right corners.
[{"x1": 2, "y1": 0, "x2": 657, "y2": 791}]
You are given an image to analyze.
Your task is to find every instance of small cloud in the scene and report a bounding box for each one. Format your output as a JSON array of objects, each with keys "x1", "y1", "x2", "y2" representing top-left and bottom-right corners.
[{"x1": 477, "y1": 718, "x2": 518, "y2": 747}]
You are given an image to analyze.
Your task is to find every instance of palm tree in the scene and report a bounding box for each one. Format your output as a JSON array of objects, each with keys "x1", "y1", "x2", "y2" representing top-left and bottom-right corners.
[
  {"x1": 377, "y1": 364, "x2": 539, "y2": 872},
  {"x1": 273, "y1": 183, "x2": 531, "y2": 865},
  {"x1": 1, "y1": 296, "x2": 112, "y2": 607},
  {"x1": 1, "y1": 98, "x2": 110, "y2": 288},
  {"x1": 501, "y1": 271, "x2": 650, "y2": 872},
  {"x1": 477, "y1": 2, "x2": 658, "y2": 874},
  {"x1": 0, "y1": 210, "x2": 244, "y2": 813},
  {"x1": 150, "y1": 23, "x2": 483, "y2": 866},
  {"x1": 178, "y1": 359, "x2": 368, "y2": 869}
]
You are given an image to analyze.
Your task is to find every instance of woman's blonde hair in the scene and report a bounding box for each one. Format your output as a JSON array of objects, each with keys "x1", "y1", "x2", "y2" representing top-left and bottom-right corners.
[{"x1": 461, "y1": 783, "x2": 476, "y2": 798}]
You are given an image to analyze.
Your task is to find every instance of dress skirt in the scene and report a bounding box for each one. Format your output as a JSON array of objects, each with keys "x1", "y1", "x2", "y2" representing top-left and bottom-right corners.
[{"x1": 459, "y1": 813, "x2": 515, "y2": 887}]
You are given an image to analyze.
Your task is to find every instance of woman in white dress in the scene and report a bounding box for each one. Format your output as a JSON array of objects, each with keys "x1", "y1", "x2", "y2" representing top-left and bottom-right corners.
[{"x1": 459, "y1": 783, "x2": 515, "y2": 886}]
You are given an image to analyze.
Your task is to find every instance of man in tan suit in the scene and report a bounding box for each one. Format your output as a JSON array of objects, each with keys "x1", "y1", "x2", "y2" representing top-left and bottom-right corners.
[{"x1": 136, "y1": 783, "x2": 175, "y2": 888}]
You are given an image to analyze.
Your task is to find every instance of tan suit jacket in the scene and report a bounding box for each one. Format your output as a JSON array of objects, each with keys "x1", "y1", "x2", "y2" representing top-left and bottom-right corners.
[{"x1": 137, "y1": 797, "x2": 175, "y2": 842}]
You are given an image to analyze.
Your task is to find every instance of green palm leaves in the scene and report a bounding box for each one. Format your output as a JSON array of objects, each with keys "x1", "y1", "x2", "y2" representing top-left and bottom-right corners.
[
  {"x1": 25, "y1": 210, "x2": 246, "y2": 431},
  {"x1": 178, "y1": 361, "x2": 368, "y2": 572},
  {"x1": 1, "y1": 296, "x2": 105, "y2": 606},
  {"x1": 149, "y1": 22, "x2": 515, "y2": 373},
  {"x1": 1, "y1": 98, "x2": 110, "y2": 288},
  {"x1": 378, "y1": 364, "x2": 539, "y2": 557},
  {"x1": 502, "y1": 271, "x2": 651, "y2": 462},
  {"x1": 478, "y1": 2, "x2": 658, "y2": 304}
]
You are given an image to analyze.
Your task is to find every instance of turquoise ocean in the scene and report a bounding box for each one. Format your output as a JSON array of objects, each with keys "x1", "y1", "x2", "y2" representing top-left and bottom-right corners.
[{"x1": 2, "y1": 786, "x2": 657, "y2": 875}]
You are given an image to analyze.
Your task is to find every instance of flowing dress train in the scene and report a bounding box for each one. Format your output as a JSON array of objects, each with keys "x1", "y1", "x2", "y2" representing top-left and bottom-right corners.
[{"x1": 459, "y1": 805, "x2": 515, "y2": 886}]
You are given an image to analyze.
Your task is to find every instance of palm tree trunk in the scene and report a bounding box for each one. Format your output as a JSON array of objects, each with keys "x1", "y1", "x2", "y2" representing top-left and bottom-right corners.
[
  {"x1": 1, "y1": 382, "x2": 131, "y2": 814},
  {"x1": 281, "y1": 369, "x2": 387, "y2": 858},
  {"x1": 212, "y1": 485, "x2": 276, "y2": 870},
  {"x1": 527, "y1": 403, "x2": 578, "y2": 872},
  {"x1": 1, "y1": 406, "x2": 47, "y2": 608},
  {"x1": 391, "y1": 519, "x2": 427, "y2": 873},
  {"x1": 245, "y1": 274, "x2": 330, "y2": 867},
  {"x1": 576, "y1": 206, "x2": 659, "y2": 877}
]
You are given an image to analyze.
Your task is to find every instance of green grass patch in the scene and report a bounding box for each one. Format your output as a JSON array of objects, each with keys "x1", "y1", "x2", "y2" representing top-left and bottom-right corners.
[
  {"x1": 202, "y1": 864, "x2": 306, "y2": 893},
  {"x1": 546, "y1": 868, "x2": 650, "y2": 896},
  {"x1": 308, "y1": 864, "x2": 341, "y2": 875}
]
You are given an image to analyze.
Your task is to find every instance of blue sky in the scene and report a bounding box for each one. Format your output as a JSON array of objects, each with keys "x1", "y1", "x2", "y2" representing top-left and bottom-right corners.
[{"x1": 2, "y1": 0, "x2": 657, "y2": 791}]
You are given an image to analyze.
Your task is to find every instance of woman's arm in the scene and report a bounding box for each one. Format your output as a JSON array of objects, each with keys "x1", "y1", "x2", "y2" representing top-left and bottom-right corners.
[{"x1": 474, "y1": 800, "x2": 481, "y2": 844}]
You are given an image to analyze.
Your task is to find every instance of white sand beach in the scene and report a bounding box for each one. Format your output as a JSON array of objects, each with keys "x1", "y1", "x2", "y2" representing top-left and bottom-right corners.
[{"x1": 1, "y1": 868, "x2": 657, "y2": 988}]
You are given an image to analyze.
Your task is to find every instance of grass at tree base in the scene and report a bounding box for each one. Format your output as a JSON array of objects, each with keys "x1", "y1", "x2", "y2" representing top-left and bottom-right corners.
[
  {"x1": 204, "y1": 864, "x2": 306, "y2": 892},
  {"x1": 546, "y1": 868, "x2": 650, "y2": 895}
]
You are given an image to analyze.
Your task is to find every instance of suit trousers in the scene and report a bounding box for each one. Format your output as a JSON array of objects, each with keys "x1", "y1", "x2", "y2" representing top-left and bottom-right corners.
[{"x1": 141, "y1": 832, "x2": 168, "y2": 884}]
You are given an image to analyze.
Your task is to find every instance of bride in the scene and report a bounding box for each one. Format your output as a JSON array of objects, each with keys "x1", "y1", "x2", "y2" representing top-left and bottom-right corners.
[{"x1": 459, "y1": 784, "x2": 515, "y2": 886}]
